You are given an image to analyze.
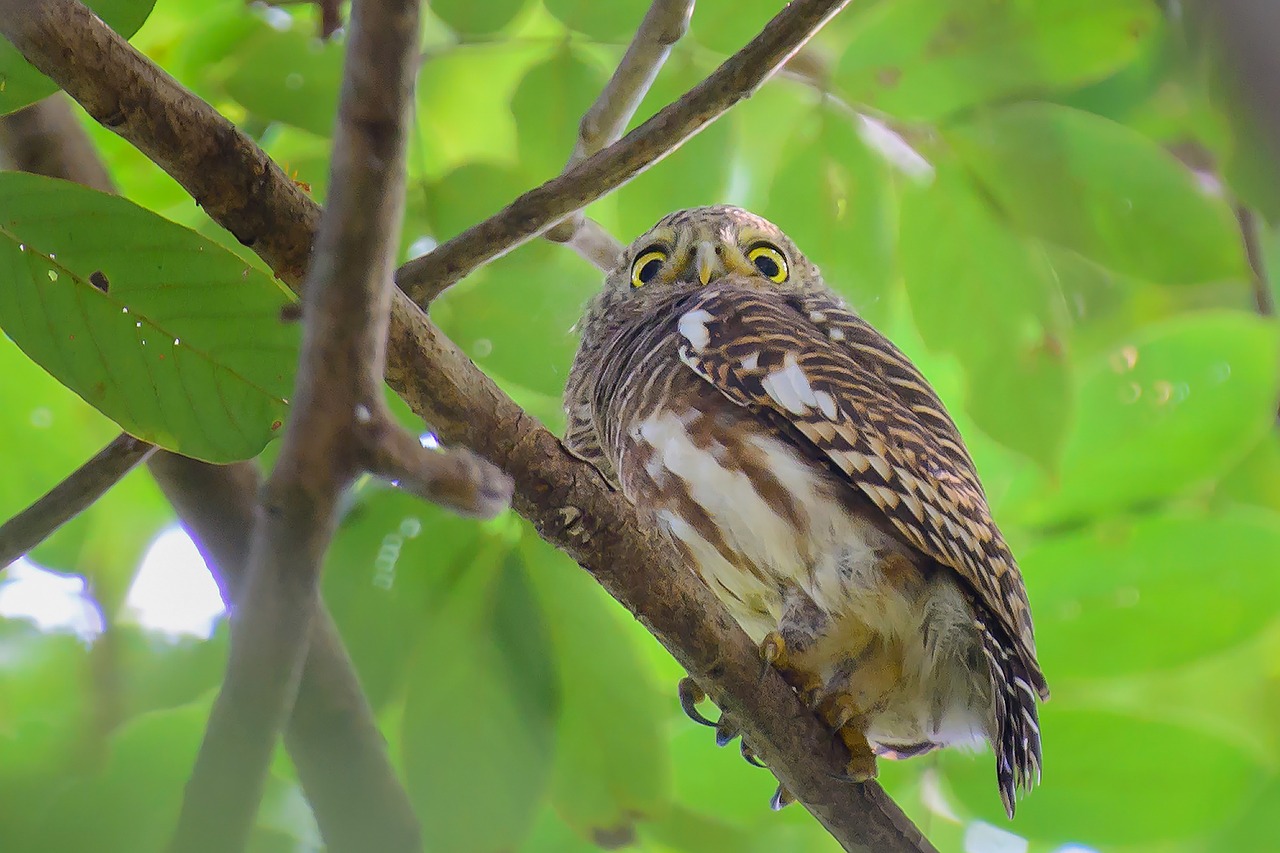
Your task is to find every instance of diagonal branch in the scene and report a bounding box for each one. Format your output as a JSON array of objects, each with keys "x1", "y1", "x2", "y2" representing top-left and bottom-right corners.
[
  {"x1": 397, "y1": 0, "x2": 852, "y2": 303},
  {"x1": 0, "y1": 2, "x2": 936, "y2": 850},
  {"x1": 0, "y1": 93, "x2": 427, "y2": 852},
  {"x1": 0, "y1": 431, "x2": 154, "y2": 569},
  {"x1": 167, "y1": 0, "x2": 509, "y2": 847},
  {"x1": 545, "y1": 0, "x2": 694, "y2": 266}
]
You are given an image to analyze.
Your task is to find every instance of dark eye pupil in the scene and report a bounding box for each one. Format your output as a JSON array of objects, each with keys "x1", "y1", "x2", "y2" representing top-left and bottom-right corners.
[
  {"x1": 638, "y1": 258, "x2": 663, "y2": 283},
  {"x1": 753, "y1": 255, "x2": 779, "y2": 278}
]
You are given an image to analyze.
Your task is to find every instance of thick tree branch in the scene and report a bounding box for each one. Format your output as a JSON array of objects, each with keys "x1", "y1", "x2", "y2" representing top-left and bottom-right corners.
[
  {"x1": 0, "y1": 432, "x2": 154, "y2": 569},
  {"x1": 1, "y1": 94, "x2": 426, "y2": 852},
  {"x1": 148, "y1": 455, "x2": 425, "y2": 852},
  {"x1": 397, "y1": 0, "x2": 852, "y2": 302},
  {"x1": 545, "y1": 0, "x2": 693, "y2": 263},
  {"x1": 168, "y1": 0, "x2": 508, "y2": 848},
  {"x1": 0, "y1": 2, "x2": 937, "y2": 850}
]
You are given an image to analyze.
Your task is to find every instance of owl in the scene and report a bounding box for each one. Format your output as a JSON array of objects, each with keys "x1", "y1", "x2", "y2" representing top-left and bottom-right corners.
[{"x1": 563, "y1": 206, "x2": 1048, "y2": 817}]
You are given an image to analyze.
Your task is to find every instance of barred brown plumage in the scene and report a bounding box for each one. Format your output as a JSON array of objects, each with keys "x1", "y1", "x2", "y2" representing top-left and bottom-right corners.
[{"x1": 565, "y1": 205, "x2": 1048, "y2": 817}]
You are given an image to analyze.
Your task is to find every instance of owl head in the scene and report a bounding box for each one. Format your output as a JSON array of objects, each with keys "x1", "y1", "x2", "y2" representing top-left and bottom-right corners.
[{"x1": 576, "y1": 205, "x2": 823, "y2": 343}]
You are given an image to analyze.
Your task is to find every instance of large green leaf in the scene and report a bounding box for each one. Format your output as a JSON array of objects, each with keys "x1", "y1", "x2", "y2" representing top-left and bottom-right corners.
[
  {"x1": 524, "y1": 537, "x2": 670, "y2": 844},
  {"x1": 947, "y1": 102, "x2": 1247, "y2": 285},
  {"x1": 0, "y1": 0, "x2": 157, "y2": 114},
  {"x1": 899, "y1": 168, "x2": 1072, "y2": 470},
  {"x1": 689, "y1": 0, "x2": 789, "y2": 56},
  {"x1": 38, "y1": 701, "x2": 212, "y2": 853},
  {"x1": 1024, "y1": 509, "x2": 1280, "y2": 679},
  {"x1": 764, "y1": 106, "x2": 896, "y2": 327},
  {"x1": 321, "y1": 484, "x2": 491, "y2": 709},
  {"x1": 939, "y1": 709, "x2": 1264, "y2": 846},
  {"x1": 509, "y1": 45, "x2": 608, "y2": 183},
  {"x1": 542, "y1": 0, "x2": 650, "y2": 41},
  {"x1": 835, "y1": 0, "x2": 1158, "y2": 121},
  {"x1": 0, "y1": 173, "x2": 298, "y2": 463},
  {"x1": 218, "y1": 18, "x2": 345, "y2": 137},
  {"x1": 401, "y1": 552, "x2": 558, "y2": 853},
  {"x1": 1003, "y1": 312, "x2": 1280, "y2": 526},
  {"x1": 431, "y1": 0, "x2": 527, "y2": 37}
]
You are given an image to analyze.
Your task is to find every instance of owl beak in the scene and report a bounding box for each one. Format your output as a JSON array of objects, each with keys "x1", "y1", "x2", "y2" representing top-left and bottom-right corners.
[{"x1": 694, "y1": 241, "x2": 720, "y2": 286}]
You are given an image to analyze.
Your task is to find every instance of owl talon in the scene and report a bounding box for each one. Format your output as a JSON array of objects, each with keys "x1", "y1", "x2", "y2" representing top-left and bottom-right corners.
[
  {"x1": 678, "y1": 677, "x2": 716, "y2": 727},
  {"x1": 759, "y1": 631, "x2": 789, "y2": 679},
  {"x1": 769, "y1": 785, "x2": 795, "y2": 810},
  {"x1": 715, "y1": 715, "x2": 740, "y2": 747},
  {"x1": 740, "y1": 740, "x2": 765, "y2": 768}
]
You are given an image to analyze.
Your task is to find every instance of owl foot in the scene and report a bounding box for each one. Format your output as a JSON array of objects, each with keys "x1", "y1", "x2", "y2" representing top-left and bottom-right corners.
[
  {"x1": 678, "y1": 676, "x2": 716, "y2": 728},
  {"x1": 815, "y1": 693, "x2": 878, "y2": 783},
  {"x1": 759, "y1": 631, "x2": 825, "y2": 699},
  {"x1": 770, "y1": 785, "x2": 795, "y2": 810}
]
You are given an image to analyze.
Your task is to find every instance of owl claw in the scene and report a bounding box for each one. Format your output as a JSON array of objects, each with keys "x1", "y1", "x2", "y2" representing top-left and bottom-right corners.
[
  {"x1": 715, "y1": 715, "x2": 740, "y2": 747},
  {"x1": 770, "y1": 785, "x2": 795, "y2": 810},
  {"x1": 759, "y1": 631, "x2": 789, "y2": 682},
  {"x1": 740, "y1": 741, "x2": 765, "y2": 768},
  {"x1": 678, "y1": 677, "x2": 716, "y2": 727}
]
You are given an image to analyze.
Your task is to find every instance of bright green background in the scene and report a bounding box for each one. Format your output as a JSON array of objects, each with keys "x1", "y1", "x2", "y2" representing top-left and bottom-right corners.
[{"x1": 2, "y1": 0, "x2": 1280, "y2": 851}]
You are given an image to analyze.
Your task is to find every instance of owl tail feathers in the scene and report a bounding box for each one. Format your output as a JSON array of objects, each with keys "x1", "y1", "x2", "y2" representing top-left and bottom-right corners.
[{"x1": 980, "y1": 619, "x2": 1044, "y2": 820}]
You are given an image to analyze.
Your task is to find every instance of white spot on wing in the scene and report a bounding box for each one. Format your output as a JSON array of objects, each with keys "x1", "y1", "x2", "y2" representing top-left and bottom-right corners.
[
  {"x1": 829, "y1": 327, "x2": 845, "y2": 342},
  {"x1": 678, "y1": 309, "x2": 714, "y2": 351},
  {"x1": 814, "y1": 390, "x2": 838, "y2": 420},
  {"x1": 760, "y1": 353, "x2": 817, "y2": 415},
  {"x1": 740, "y1": 351, "x2": 760, "y2": 371}
]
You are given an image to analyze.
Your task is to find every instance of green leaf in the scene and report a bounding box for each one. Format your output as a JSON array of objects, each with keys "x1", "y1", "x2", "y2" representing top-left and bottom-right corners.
[
  {"x1": 1214, "y1": 432, "x2": 1280, "y2": 515},
  {"x1": 764, "y1": 105, "x2": 896, "y2": 326},
  {"x1": 947, "y1": 102, "x2": 1247, "y2": 285},
  {"x1": 542, "y1": 0, "x2": 650, "y2": 41},
  {"x1": 510, "y1": 45, "x2": 608, "y2": 182},
  {"x1": 0, "y1": 173, "x2": 297, "y2": 463},
  {"x1": 1024, "y1": 509, "x2": 1280, "y2": 679},
  {"x1": 1003, "y1": 312, "x2": 1280, "y2": 526},
  {"x1": 899, "y1": 168, "x2": 1072, "y2": 469},
  {"x1": 431, "y1": 0, "x2": 527, "y2": 37},
  {"x1": 219, "y1": 20, "x2": 345, "y2": 137},
  {"x1": 524, "y1": 536, "x2": 670, "y2": 844},
  {"x1": 38, "y1": 700, "x2": 213, "y2": 853},
  {"x1": 939, "y1": 708, "x2": 1264, "y2": 845},
  {"x1": 322, "y1": 484, "x2": 490, "y2": 709},
  {"x1": 413, "y1": 44, "x2": 549, "y2": 180},
  {"x1": 401, "y1": 552, "x2": 558, "y2": 853},
  {"x1": 835, "y1": 0, "x2": 1159, "y2": 121},
  {"x1": 0, "y1": 0, "x2": 157, "y2": 114},
  {"x1": 689, "y1": 0, "x2": 785, "y2": 55},
  {"x1": 431, "y1": 238, "x2": 599, "y2": 399}
]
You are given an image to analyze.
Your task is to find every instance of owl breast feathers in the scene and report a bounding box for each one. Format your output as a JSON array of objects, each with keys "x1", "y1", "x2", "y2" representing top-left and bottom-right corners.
[{"x1": 564, "y1": 205, "x2": 1048, "y2": 817}]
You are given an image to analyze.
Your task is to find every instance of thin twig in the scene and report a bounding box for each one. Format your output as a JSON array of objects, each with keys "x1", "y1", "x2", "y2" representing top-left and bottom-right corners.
[
  {"x1": 1236, "y1": 204, "x2": 1276, "y2": 316},
  {"x1": 168, "y1": 0, "x2": 508, "y2": 848},
  {"x1": 0, "y1": 3, "x2": 938, "y2": 849},
  {"x1": 0, "y1": 432, "x2": 154, "y2": 569},
  {"x1": 397, "y1": 0, "x2": 852, "y2": 302},
  {"x1": 0, "y1": 94, "x2": 426, "y2": 852},
  {"x1": 545, "y1": 0, "x2": 693, "y2": 261}
]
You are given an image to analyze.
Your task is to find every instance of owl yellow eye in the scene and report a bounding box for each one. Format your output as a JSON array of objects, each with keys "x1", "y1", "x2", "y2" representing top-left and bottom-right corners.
[
  {"x1": 747, "y1": 243, "x2": 788, "y2": 283},
  {"x1": 631, "y1": 247, "x2": 667, "y2": 288}
]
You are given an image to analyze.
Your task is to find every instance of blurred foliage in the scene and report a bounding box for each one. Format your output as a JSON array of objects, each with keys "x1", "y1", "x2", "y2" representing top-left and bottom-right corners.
[{"x1": 1, "y1": 0, "x2": 1279, "y2": 851}]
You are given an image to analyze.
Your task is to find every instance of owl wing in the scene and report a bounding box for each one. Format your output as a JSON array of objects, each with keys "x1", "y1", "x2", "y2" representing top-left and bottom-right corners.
[{"x1": 673, "y1": 282, "x2": 1048, "y2": 700}]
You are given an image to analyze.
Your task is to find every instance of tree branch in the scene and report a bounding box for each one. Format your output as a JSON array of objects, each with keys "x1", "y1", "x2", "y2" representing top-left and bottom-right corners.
[
  {"x1": 545, "y1": 0, "x2": 693, "y2": 263},
  {"x1": 397, "y1": 0, "x2": 852, "y2": 302},
  {"x1": 1, "y1": 94, "x2": 427, "y2": 852},
  {"x1": 0, "y1": 2, "x2": 937, "y2": 850},
  {"x1": 0, "y1": 431, "x2": 154, "y2": 569},
  {"x1": 168, "y1": 0, "x2": 508, "y2": 848}
]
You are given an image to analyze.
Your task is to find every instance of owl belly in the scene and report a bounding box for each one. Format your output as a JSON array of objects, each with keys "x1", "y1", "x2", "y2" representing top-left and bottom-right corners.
[{"x1": 622, "y1": 407, "x2": 991, "y2": 754}]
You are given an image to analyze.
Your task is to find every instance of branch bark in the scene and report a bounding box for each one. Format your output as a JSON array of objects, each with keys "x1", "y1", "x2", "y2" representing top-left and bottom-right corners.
[
  {"x1": 0, "y1": 431, "x2": 154, "y2": 569},
  {"x1": 167, "y1": 0, "x2": 507, "y2": 847},
  {"x1": 0, "y1": 2, "x2": 937, "y2": 850},
  {"x1": 397, "y1": 0, "x2": 852, "y2": 302},
  {"x1": 545, "y1": 0, "x2": 693, "y2": 265},
  {"x1": 1, "y1": 94, "x2": 426, "y2": 852}
]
